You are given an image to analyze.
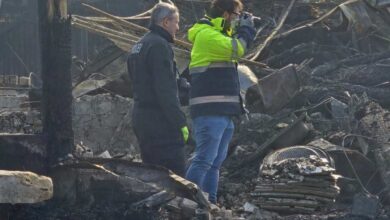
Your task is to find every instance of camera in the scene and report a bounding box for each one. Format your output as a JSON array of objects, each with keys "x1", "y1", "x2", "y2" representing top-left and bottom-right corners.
[
  {"x1": 239, "y1": 11, "x2": 251, "y2": 19},
  {"x1": 240, "y1": 11, "x2": 261, "y2": 21},
  {"x1": 239, "y1": 11, "x2": 263, "y2": 28}
]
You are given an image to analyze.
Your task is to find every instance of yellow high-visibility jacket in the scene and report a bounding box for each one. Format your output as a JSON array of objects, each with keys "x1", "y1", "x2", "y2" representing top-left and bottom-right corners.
[{"x1": 188, "y1": 17, "x2": 248, "y2": 118}]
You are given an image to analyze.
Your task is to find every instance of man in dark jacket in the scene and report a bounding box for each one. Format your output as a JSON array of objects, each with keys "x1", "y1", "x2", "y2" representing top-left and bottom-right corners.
[{"x1": 127, "y1": 2, "x2": 188, "y2": 176}]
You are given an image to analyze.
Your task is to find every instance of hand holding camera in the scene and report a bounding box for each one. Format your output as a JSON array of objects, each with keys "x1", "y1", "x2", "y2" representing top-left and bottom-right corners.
[
  {"x1": 238, "y1": 11, "x2": 255, "y2": 29},
  {"x1": 234, "y1": 11, "x2": 257, "y2": 48}
]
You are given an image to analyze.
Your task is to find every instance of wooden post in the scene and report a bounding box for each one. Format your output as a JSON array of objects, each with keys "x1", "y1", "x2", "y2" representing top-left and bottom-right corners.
[{"x1": 38, "y1": 0, "x2": 74, "y2": 166}]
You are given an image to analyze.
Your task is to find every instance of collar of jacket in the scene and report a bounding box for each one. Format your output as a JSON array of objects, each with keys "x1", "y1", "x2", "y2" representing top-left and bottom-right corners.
[
  {"x1": 200, "y1": 16, "x2": 233, "y2": 36},
  {"x1": 149, "y1": 24, "x2": 174, "y2": 43}
]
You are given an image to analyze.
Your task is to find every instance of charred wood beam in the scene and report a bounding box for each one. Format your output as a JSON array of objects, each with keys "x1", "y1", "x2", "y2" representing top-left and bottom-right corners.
[
  {"x1": 74, "y1": 45, "x2": 125, "y2": 86},
  {"x1": 80, "y1": 3, "x2": 268, "y2": 68},
  {"x1": 38, "y1": 0, "x2": 74, "y2": 166},
  {"x1": 312, "y1": 51, "x2": 390, "y2": 76},
  {"x1": 298, "y1": 80, "x2": 390, "y2": 108},
  {"x1": 0, "y1": 134, "x2": 46, "y2": 174},
  {"x1": 275, "y1": 6, "x2": 340, "y2": 40}
]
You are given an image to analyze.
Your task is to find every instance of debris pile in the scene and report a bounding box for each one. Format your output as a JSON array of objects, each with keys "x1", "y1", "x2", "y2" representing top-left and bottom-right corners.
[
  {"x1": 252, "y1": 154, "x2": 340, "y2": 213},
  {"x1": 0, "y1": 111, "x2": 41, "y2": 134},
  {"x1": 73, "y1": 94, "x2": 138, "y2": 156},
  {"x1": 0, "y1": 75, "x2": 30, "y2": 87},
  {"x1": 0, "y1": 86, "x2": 41, "y2": 134}
]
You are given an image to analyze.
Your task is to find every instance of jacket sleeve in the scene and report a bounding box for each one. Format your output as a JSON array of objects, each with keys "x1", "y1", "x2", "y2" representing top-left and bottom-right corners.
[
  {"x1": 196, "y1": 29, "x2": 246, "y2": 61},
  {"x1": 146, "y1": 43, "x2": 187, "y2": 130},
  {"x1": 236, "y1": 26, "x2": 256, "y2": 49}
]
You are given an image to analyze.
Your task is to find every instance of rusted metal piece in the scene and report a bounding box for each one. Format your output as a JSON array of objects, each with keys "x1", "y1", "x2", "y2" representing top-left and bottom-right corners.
[
  {"x1": 248, "y1": 64, "x2": 301, "y2": 114},
  {"x1": 271, "y1": 120, "x2": 310, "y2": 150}
]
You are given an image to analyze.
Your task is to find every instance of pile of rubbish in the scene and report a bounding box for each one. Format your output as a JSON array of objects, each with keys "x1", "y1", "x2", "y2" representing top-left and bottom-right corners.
[
  {"x1": 253, "y1": 150, "x2": 340, "y2": 213},
  {"x1": 0, "y1": 111, "x2": 41, "y2": 134}
]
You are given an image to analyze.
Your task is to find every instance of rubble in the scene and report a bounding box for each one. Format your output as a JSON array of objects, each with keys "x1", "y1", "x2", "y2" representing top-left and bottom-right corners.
[
  {"x1": 0, "y1": 89, "x2": 29, "y2": 110},
  {"x1": 0, "y1": 111, "x2": 41, "y2": 134},
  {"x1": 73, "y1": 94, "x2": 138, "y2": 156},
  {"x1": 252, "y1": 151, "x2": 340, "y2": 214},
  {"x1": 356, "y1": 101, "x2": 390, "y2": 200},
  {"x1": 351, "y1": 193, "x2": 380, "y2": 219},
  {"x1": 246, "y1": 64, "x2": 301, "y2": 114},
  {"x1": 0, "y1": 92, "x2": 138, "y2": 156},
  {"x1": 0, "y1": 75, "x2": 30, "y2": 87},
  {"x1": 230, "y1": 113, "x2": 311, "y2": 173},
  {"x1": 43, "y1": 159, "x2": 221, "y2": 220}
]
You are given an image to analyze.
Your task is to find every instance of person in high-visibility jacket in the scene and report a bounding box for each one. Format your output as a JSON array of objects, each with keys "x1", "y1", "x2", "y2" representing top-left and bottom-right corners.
[{"x1": 185, "y1": 0, "x2": 255, "y2": 204}]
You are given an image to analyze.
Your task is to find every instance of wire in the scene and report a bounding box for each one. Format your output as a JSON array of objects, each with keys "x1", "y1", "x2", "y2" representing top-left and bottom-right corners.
[
  {"x1": 5, "y1": 41, "x2": 30, "y2": 74},
  {"x1": 365, "y1": 169, "x2": 379, "y2": 188},
  {"x1": 293, "y1": 97, "x2": 333, "y2": 114}
]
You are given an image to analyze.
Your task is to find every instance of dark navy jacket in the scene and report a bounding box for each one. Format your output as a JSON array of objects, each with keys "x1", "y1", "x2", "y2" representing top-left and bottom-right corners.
[{"x1": 127, "y1": 24, "x2": 186, "y2": 146}]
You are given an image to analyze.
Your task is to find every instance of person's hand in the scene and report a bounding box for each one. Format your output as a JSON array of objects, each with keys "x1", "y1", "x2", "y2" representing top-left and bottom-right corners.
[{"x1": 181, "y1": 126, "x2": 189, "y2": 143}]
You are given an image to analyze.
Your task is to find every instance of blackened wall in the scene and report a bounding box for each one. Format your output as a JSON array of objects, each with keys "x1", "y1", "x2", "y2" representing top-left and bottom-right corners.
[{"x1": 0, "y1": 0, "x2": 40, "y2": 76}]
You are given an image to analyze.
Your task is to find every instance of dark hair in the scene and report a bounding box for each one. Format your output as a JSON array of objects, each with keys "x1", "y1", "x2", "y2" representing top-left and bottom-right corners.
[{"x1": 207, "y1": 0, "x2": 243, "y2": 18}]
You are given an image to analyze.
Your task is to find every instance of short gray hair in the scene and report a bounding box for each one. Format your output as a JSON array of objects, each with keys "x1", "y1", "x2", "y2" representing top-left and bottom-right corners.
[{"x1": 150, "y1": 2, "x2": 179, "y2": 25}]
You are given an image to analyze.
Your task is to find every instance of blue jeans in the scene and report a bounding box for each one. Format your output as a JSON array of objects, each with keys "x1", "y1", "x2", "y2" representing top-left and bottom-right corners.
[{"x1": 185, "y1": 116, "x2": 234, "y2": 204}]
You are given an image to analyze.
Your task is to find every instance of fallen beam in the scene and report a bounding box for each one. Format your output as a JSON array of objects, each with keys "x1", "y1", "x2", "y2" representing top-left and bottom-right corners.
[{"x1": 80, "y1": 3, "x2": 268, "y2": 68}]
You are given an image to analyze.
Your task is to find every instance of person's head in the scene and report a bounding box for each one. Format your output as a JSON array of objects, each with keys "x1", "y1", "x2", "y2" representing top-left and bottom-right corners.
[
  {"x1": 150, "y1": 2, "x2": 180, "y2": 39},
  {"x1": 207, "y1": 0, "x2": 243, "y2": 29}
]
